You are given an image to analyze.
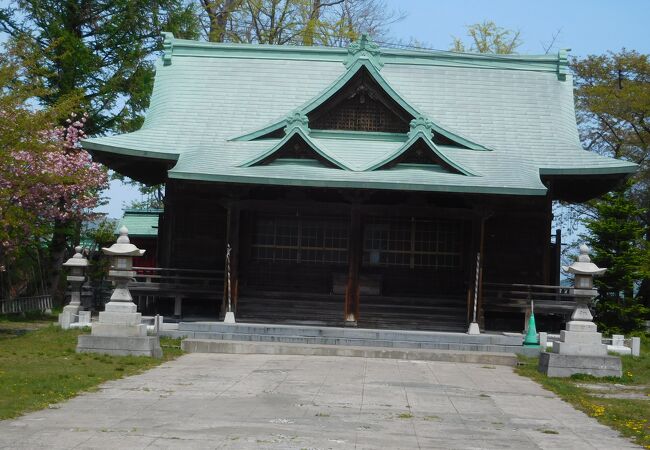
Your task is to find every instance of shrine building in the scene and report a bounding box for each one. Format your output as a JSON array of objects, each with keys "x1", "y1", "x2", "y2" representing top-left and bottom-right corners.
[{"x1": 83, "y1": 34, "x2": 636, "y2": 332}]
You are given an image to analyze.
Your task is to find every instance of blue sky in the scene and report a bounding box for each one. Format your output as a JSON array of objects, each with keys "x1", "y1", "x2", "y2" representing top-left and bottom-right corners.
[
  {"x1": 385, "y1": 0, "x2": 650, "y2": 56},
  {"x1": 101, "y1": 0, "x2": 650, "y2": 217}
]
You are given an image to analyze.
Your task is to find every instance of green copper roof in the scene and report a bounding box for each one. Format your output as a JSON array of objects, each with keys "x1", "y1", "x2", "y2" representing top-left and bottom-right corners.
[
  {"x1": 82, "y1": 34, "x2": 637, "y2": 196},
  {"x1": 115, "y1": 209, "x2": 161, "y2": 237}
]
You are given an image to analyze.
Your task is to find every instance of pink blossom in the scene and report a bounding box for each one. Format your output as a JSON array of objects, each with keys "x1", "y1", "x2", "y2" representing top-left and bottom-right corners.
[{"x1": 0, "y1": 113, "x2": 108, "y2": 260}]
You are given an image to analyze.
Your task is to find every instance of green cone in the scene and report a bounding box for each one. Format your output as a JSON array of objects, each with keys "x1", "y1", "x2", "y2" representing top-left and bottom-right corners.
[{"x1": 523, "y1": 312, "x2": 540, "y2": 347}]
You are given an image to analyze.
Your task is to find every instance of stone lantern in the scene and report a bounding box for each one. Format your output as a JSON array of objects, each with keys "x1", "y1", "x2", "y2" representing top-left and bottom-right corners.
[
  {"x1": 77, "y1": 226, "x2": 162, "y2": 358},
  {"x1": 58, "y1": 246, "x2": 89, "y2": 329},
  {"x1": 538, "y1": 244, "x2": 621, "y2": 377},
  {"x1": 563, "y1": 244, "x2": 606, "y2": 329}
]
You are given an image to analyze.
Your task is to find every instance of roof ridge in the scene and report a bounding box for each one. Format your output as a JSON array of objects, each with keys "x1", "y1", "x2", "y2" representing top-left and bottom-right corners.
[{"x1": 161, "y1": 32, "x2": 569, "y2": 77}]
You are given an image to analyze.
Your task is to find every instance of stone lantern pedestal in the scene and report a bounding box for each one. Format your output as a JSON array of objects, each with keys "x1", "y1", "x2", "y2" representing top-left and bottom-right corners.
[
  {"x1": 539, "y1": 245, "x2": 621, "y2": 377},
  {"x1": 77, "y1": 227, "x2": 162, "y2": 358},
  {"x1": 58, "y1": 246, "x2": 89, "y2": 329}
]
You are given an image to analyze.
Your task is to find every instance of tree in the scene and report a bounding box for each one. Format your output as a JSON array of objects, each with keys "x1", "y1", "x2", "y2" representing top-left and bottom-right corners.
[
  {"x1": 451, "y1": 21, "x2": 521, "y2": 54},
  {"x1": 0, "y1": 1, "x2": 199, "y2": 295},
  {"x1": 0, "y1": 50, "x2": 108, "y2": 299},
  {"x1": 195, "y1": 0, "x2": 402, "y2": 45},
  {"x1": 582, "y1": 183, "x2": 649, "y2": 334},
  {"x1": 0, "y1": 1, "x2": 200, "y2": 135},
  {"x1": 571, "y1": 50, "x2": 650, "y2": 305},
  {"x1": 124, "y1": 184, "x2": 165, "y2": 210}
]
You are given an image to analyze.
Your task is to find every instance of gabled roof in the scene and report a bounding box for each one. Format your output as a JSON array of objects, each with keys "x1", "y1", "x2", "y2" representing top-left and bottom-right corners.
[
  {"x1": 240, "y1": 113, "x2": 351, "y2": 170},
  {"x1": 364, "y1": 118, "x2": 476, "y2": 175},
  {"x1": 115, "y1": 209, "x2": 161, "y2": 237},
  {"x1": 82, "y1": 34, "x2": 636, "y2": 197},
  {"x1": 231, "y1": 58, "x2": 488, "y2": 152}
]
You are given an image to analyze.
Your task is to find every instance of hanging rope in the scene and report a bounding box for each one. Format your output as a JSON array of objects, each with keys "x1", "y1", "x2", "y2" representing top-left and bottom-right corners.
[
  {"x1": 226, "y1": 243, "x2": 232, "y2": 313},
  {"x1": 472, "y1": 252, "x2": 480, "y2": 324}
]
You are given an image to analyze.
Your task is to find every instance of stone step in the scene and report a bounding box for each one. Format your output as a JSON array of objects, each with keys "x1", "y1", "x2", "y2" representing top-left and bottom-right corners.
[
  {"x1": 175, "y1": 322, "x2": 524, "y2": 346},
  {"x1": 183, "y1": 331, "x2": 529, "y2": 354},
  {"x1": 180, "y1": 339, "x2": 519, "y2": 366}
]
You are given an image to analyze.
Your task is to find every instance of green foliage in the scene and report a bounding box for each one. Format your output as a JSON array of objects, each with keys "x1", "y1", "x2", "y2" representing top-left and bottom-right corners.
[
  {"x1": 572, "y1": 51, "x2": 650, "y2": 169},
  {"x1": 81, "y1": 218, "x2": 117, "y2": 282},
  {"x1": 594, "y1": 300, "x2": 648, "y2": 336},
  {"x1": 0, "y1": 48, "x2": 86, "y2": 299},
  {"x1": 572, "y1": 50, "x2": 650, "y2": 304},
  {"x1": 0, "y1": 1, "x2": 199, "y2": 296},
  {"x1": 451, "y1": 21, "x2": 521, "y2": 54},
  {"x1": 516, "y1": 349, "x2": 650, "y2": 448},
  {"x1": 582, "y1": 182, "x2": 649, "y2": 334},
  {"x1": 0, "y1": 0, "x2": 201, "y2": 134},
  {"x1": 0, "y1": 324, "x2": 182, "y2": 419}
]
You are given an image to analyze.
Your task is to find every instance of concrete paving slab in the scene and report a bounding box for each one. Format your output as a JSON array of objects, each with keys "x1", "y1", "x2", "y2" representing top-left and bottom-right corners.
[{"x1": 0, "y1": 353, "x2": 640, "y2": 449}]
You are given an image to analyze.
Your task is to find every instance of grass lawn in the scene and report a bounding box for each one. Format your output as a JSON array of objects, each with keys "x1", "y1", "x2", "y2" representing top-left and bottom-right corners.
[
  {"x1": 0, "y1": 312, "x2": 183, "y2": 420},
  {"x1": 516, "y1": 336, "x2": 650, "y2": 449}
]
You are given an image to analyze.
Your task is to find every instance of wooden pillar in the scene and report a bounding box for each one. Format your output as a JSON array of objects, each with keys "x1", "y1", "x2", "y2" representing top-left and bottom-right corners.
[
  {"x1": 345, "y1": 205, "x2": 362, "y2": 325},
  {"x1": 553, "y1": 228, "x2": 562, "y2": 286},
  {"x1": 221, "y1": 201, "x2": 240, "y2": 318},
  {"x1": 542, "y1": 198, "x2": 553, "y2": 285},
  {"x1": 159, "y1": 182, "x2": 176, "y2": 267}
]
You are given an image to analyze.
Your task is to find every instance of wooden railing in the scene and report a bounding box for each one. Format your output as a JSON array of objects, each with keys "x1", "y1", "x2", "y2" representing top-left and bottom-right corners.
[
  {"x1": 0, "y1": 295, "x2": 53, "y2": 314},
  {"x1": 130, "y1": 267, "x2": 225, "y2": 317},
  {"x1": 131, "y1": 267, "x2": 224, "y2": 295},
  {"x1": 482, "y1": 283, "x2": 577, "y2": 314}
]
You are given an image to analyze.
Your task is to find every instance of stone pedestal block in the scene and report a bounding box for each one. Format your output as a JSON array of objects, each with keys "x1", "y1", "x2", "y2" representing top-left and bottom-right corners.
[
  {"x1": 560, "y1": 330, "x2": 602, "y2": 343},
  {"x1": 467, "y1": 322, "x2": 480, "y2": 335},
  {"x1": 97, "y1": 311, "x2": 143, "y2": 326},
  {"x1": 552, "y1": 341, "x2": 608, "y2": 356},
  {"x1": 539, "y1": 352, "x2": 622, "y2": 378},
  {"x1": 91, "y1": 323, "x2": 148, "y2": 337},
  {"x1": 78, "y1": 311, "x2": 91, "y2": 326},
  {"x1": 77, "y1": 335, "x2": 162, "y2": 358},
  {"x1": 566, "y1": 320, "x2": 598, "y2": 332},
  {"x1": 58, "y1": 305, "x2": 79, "y2": 330}
]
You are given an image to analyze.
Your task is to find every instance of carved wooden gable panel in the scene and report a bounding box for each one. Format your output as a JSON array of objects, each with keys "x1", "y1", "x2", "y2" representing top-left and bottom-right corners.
[{"x1": 308, "y1": 67, "x2": 412, "y2": 133}]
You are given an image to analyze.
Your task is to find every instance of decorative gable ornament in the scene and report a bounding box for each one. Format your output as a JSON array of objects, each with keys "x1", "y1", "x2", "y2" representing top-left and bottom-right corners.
[
  {"x1": 557, "y1": 48, "x2": 570, "y2": 81},
  {"x1": 284, "y1": 110, "x2": 310, "y2": 134},
  {"x1": 408, "y1": 116, "x2": 435, "y2": 139},
  {"x1": 344, "y1": 34, "x2": 383, "y2": 70},
  {"x1": 162, "y1": 32, "x2": 174, "y2": 66}
]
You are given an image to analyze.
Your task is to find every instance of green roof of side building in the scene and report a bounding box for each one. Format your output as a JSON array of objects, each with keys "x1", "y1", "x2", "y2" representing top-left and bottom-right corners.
[
  {"x1": 115, "y1": 209, "x2": 162, "y2": 238},
  {"x1": 83, "y1": 34, "x2": 636, "y2": 197}
]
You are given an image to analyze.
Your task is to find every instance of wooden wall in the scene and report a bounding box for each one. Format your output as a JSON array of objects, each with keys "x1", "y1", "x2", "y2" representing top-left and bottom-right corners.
[{"x1": 157, "y1": 181, "x2": 556, "y2": 325}]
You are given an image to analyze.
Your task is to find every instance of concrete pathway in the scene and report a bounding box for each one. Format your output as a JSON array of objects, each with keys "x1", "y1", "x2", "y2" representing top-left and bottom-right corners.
[{"x1": 0, "y1": 354, "x2": 638, "y2": 449}]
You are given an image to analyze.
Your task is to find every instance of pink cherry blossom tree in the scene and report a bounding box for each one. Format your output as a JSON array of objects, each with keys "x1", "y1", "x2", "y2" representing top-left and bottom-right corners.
[{"x1": 0, "y1": 58, "x2": 108, "y2": 298}]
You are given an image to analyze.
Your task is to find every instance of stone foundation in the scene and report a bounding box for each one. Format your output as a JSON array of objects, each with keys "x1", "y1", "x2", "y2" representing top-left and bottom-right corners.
[
  {"x1": 539, "y1": 352, "x2": 622, "y2": 378},
  {"x1": 77, "y1": 335, "x2": 162, "y2": 358}
]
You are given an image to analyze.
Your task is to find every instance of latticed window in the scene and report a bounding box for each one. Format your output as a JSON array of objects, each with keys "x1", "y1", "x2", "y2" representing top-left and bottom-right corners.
[
  {"x1": 308, "y1": 67, "x2": 411, "y2": 133},
  {"x1": 252, "y1": 215, "x2": 348, "y2": 264},
  {"x1": 310, "y1": 91, "x2": 409, "y2": 133},
  {"x1": 363, "y1": 217, "x2": 463, "y2": 268}
]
